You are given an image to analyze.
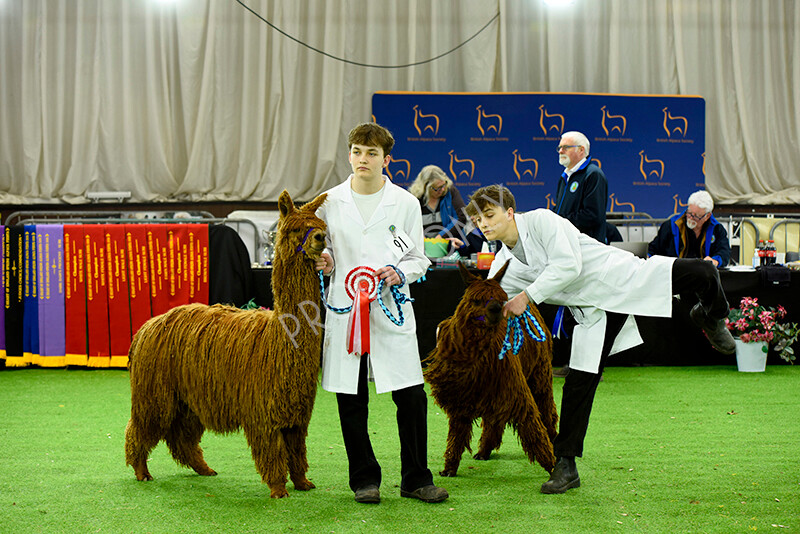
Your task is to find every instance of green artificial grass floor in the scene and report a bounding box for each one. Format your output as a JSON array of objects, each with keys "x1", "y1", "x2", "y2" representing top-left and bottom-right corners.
[{"x1": 0, "y1": 366, "x2": 798, "y2": 533}]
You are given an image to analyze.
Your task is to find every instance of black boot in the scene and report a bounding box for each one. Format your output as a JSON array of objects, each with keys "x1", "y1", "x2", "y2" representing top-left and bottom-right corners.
[
  {"x1": 690, "y1": 303, "x2": 735, "y2": 354},
  {"x1": 540, "y1": 456, "x2": 580, "y2": 494}
]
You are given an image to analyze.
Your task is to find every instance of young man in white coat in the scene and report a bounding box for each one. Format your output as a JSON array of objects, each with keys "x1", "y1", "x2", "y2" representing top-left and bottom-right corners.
[
  {"x1": 465, "y1": 185, "x2": 735, "y2": 494},
  {"x1": 315, "y1": 122, "x2": 448, "y2": 504}
]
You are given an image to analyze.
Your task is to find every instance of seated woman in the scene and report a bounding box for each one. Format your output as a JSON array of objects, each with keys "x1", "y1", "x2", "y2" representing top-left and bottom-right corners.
[{"x1": 408, "y1": 165, "x2": 484, "y2": 256}]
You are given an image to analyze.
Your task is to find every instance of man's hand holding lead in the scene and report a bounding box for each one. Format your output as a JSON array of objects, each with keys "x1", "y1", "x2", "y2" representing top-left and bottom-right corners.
[
  {"x1": 502, "y1": 292, "x2": 530, "y2": 318},
  {"x1": 316, "y1": 252, "x2": 334, "y2": 275}
]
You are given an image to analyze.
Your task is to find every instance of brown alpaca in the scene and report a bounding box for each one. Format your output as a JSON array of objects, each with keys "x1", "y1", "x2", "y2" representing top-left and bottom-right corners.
[
  {"x1": 424, "y1": 260, "x2": 558, "y2": 477},
  {"x1": 124, "y1": 191, "x2": 327, "y2": 498}
]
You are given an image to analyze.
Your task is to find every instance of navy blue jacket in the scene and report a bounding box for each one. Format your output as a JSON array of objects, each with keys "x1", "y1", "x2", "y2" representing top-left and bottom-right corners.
[
  {"x1": 647, "y1": 211, "x2": 731, "y2": 268},
  {"x1": 553, "y1": 159, "x2": 608, "y2": 242}
]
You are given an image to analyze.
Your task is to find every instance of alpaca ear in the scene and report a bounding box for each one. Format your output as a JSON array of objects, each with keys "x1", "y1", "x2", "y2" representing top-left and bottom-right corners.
[
  {"x1": 491, "y1": 259, "x2": 512, "y2": 283},
  {"x1": 458, "y1": 260, "x2": 479, "y2": 286},
  {"x1": 301, "y1": 193, "x2": 327, "y2": 214},
  {"x1": 278, "y1": 190, "x2": 295, "y2": 220}
]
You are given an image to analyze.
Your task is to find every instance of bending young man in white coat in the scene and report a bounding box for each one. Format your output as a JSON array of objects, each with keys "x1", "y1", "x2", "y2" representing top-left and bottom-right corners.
[
  {"x1": 315, "y1": 122, "x2": 448, "y2": 504},
  {"x1": 465, "y1": 185, "x2": 735, "y2": 494}
]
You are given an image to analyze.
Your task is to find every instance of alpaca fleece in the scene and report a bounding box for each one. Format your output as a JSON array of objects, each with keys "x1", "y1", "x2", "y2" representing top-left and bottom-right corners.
[
  {"x1": 125, "y1": 191, "x2": 327, "y2": 498},
  {"x1": 424, "y1": 261, "x2": 558, "y2": 477}
]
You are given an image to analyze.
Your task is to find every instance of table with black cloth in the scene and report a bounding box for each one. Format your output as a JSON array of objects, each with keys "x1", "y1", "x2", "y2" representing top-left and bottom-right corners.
[{"x1": 250, "y1": 266, "x2": 800, "y2": 367}]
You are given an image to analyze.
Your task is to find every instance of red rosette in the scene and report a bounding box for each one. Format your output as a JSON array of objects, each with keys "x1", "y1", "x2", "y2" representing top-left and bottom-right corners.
[
  {"x1": 344, "y1": 266, "x2": 379, "y2": 302},
  {"x1": 344, "y1": 266, "x2": 379, "y2": 356}
]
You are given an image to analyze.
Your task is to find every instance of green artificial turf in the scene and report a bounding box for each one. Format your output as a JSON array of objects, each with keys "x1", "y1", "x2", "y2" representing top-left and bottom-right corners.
[{"x1": 0, "y1": 366, "x2": 798, "y2": 533}]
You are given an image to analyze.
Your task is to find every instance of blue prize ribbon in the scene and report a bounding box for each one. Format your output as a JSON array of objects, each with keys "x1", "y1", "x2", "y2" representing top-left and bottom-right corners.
[{"x1": 553, "y1": 305, "x2": 570, "y2": 339}]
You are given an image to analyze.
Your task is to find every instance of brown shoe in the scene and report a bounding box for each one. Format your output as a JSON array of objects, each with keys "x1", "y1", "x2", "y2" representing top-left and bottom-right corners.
[
  {"x1": 354, "y1": 484, "x2": 380, "y2": 504},
  {"x1": 400, "y1": 484, "x2": 449, "y2": 503}
]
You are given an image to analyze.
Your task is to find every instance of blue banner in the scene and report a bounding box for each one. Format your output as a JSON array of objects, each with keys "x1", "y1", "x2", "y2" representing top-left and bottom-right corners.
[{"x1": 372, "y1": 92, "x2": 705, "y2": 218}]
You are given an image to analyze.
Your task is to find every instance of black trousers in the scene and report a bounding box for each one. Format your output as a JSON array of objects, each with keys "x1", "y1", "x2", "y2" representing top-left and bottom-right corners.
[
  {"x1": 553, "y1": 258, "x2": 729, "y2": 458},
  {"x1": 336, "y1": 354, "x2": 434, "y2": 492}
]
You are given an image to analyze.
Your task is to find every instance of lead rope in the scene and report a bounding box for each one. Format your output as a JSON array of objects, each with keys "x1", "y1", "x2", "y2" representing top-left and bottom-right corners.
[
  {"x1": 319, "y1": 265, "x2": 412, "y2": 326},
  {"x1": 498, "y1": 308, "x2": 547, "y2": 360}
]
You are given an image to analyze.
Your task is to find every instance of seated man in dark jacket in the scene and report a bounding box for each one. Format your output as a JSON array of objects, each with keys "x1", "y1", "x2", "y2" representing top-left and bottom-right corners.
[{"x1": 648, "y1": 190, "x2": 730, "y2": 268}]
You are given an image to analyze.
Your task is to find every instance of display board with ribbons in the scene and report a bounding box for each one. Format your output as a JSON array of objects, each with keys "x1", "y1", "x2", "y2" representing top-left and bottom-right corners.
[{"x1": 1, "y1": 223, "x2": 211, "y2": 368}]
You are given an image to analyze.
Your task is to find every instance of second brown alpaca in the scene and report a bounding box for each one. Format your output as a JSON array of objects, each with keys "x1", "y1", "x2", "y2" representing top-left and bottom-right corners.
[{"x1": 424, "y1": 260, "x2": 557, "y2": 476}]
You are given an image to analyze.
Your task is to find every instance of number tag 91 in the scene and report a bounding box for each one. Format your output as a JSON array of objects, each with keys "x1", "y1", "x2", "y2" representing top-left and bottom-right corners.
[{"x1": 387, "y1": 226, "x2": 412, "y2": 260}]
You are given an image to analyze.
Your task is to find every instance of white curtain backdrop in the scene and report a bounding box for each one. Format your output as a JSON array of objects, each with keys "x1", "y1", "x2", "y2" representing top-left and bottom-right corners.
[{"x1": 1, "y1": 0, "x2": 798, "y2": 205}]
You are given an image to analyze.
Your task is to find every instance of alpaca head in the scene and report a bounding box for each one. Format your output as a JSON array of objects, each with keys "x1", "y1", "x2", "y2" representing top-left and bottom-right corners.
[
  {"x1": 456, "y1": 259, "x2": 511, "y2": 326},
  {"x1": 277, "y1": 190, "x2": 328, "y2": 262}
]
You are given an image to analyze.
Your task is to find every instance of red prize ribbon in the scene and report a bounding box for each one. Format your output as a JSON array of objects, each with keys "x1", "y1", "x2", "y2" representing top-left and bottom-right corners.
[{"x1": 344, "y1": 266, "x2": 379, "y2": 356}]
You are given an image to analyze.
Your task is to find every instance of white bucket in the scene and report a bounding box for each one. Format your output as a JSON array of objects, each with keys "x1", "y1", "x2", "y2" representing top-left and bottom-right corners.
[{"x1": 734, "y1": 340, "x2": 768, "y2": 372}]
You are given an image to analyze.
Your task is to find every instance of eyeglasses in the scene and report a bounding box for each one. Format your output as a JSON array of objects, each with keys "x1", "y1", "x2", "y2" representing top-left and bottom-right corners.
[
  {"x1": 686, "y1": 211, "x2": 708, "y2": 221},
  {"x1": 557, "y1": 145, "x2": 581, "y2": 152},
  {"x1": 430, "y1": 183, "x2": 447, "y2": 192}
]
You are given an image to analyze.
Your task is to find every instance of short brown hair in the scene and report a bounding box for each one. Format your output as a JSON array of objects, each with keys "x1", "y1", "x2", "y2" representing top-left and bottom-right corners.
[
  {"x1": 348, "y1": 122, "x2": 395, "y2": 156},
  {"x1": 465, "y1": 185, "x2": 516, "y2": 216}
]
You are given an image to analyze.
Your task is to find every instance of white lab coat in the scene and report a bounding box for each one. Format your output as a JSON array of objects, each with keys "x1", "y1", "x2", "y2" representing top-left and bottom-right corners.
[
  {"x1": 316, "y1": 176, "x2": 431, "y2": 394},
  {"x1": 489, "y1": 209, "x2": 675, "y2": 374}
]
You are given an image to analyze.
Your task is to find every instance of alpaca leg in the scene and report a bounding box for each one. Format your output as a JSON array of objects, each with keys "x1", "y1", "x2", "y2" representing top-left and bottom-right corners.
[
  {"x1": 125, "y1": 418, "x2": 159, "y2": 481},
  {"x1": 474, "y1": 417, "x2": 505, "y2": 460},
  {"x1": 164, "y1": 407, "x2": 216, "y2": 476},
  {"x1": 532, "y1": 389, "x2": 559, "y2": 443},
  {"x1": 245, "y1": 426, "x2": 289, "y2": 498},
  {"x1": 441, "y1": 416, "x2": 473, "y2": 477},
  {"x1": 282, "y1": 425, "x2": 315, "y2": 491},
  {"x1": 514, "y1": 403, "x2": 556, "y2": 473},
  {"x1": 530, "y1": 360, "x2": 559, "y2": 441}
]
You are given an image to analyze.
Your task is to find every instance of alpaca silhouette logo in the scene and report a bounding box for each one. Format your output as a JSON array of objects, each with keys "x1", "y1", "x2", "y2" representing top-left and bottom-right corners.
[
  {"x1": 512, "y1": 149, "x2": 538, "y2": 180},
  {"x1": 590, "y1": 157, "x2": 602, "y2": 168},
  {"x1": 544, "y1": 193, "x2": 557, "y2": 210},
  {"x1": 476, "y1": 105, "x2": 503, "y2": 136},
  {"x1": 600, "y1": 106, "x2": 627, "y2": 136},
  {"x1": 538, "y1": 105, "x2": 564, "y2": 136},
  {"x1": 386, "y1": 155, "x2": 411, "y2": 182},
  {"x1": 448, "y1": 150, "x2": 475, "y2": 182},
  {"x1": 662, "y1": 107, "x2": 688, "y2": 138},
  {"x1": 638, "y1": 150, "x2": 665, "y2": 181},
  {"x1": 672, "y1": 194, "x2": 688, "y2": 214},
  {"x1": 413, "y1": 105, "x2": 440, "y2": 136},
  {"x1": 608, "y1": 193, "x2": 636, "y2": 213},
  {"x1": 701, "y1": 151, "x2": 706, "y2": 176}
]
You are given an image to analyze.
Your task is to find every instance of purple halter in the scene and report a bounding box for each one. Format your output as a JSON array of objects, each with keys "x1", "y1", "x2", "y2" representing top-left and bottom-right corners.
[{"x1": 296, "y1": 228, "x2": 316, "y2": 254}]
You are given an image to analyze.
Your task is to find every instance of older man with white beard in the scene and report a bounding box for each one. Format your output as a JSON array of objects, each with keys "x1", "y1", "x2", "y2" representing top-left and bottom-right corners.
[
  {"x1": 647, "y1": 190, "x2": 731, "y2": 268},
  {"x1": 552, "y1": 131, "x2": 609, "y2": 243}
]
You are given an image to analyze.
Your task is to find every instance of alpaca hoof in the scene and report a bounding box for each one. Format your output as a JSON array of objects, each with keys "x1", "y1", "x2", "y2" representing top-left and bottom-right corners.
[
  {"x1": 473, "y1": 452, "x2": 491, "y2": 461},
  {"x1": 135, "y1": 473, "x2": 153, "y2": 481},
  {"x1": 270, "y1": 488, "x2": 289, "y2": 498},
  {"x1": 539, "y1": 455, "x2": 557, "y2": 474},
  {"x1": 293, "y1": 479, "x2": 316, "y2": 491},
  {"x1": 439, "y1": 469, "x2": 457, "y2": 477}
]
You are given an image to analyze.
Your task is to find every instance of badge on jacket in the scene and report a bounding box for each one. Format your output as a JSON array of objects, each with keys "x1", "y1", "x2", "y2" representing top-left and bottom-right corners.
[{"x1": 387, "y1": 224, "x2": 412, "y2": 260}]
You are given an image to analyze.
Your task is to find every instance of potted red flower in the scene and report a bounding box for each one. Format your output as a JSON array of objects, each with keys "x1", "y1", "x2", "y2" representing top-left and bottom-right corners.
[{"x1": 725, "y1": 297, "x2": 798, "y2": 371}]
